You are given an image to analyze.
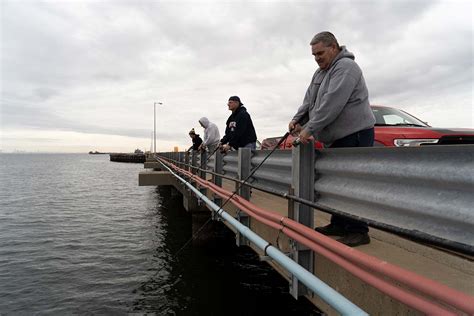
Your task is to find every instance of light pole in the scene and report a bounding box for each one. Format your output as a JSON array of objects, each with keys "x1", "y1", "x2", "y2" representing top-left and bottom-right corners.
[
  {"x1": 150, "y1": 131, "x2": 154, "y2": 153},
  {"x1": 153, "y1": 102, "x2": 163, "y2": 154}
]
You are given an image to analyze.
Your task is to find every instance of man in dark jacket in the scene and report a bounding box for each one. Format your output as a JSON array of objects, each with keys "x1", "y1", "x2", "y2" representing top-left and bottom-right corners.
[
  {"x1": 220, "y1": 96, "x2": 257, "y2": 153},
  {"x1": 187, "y1": 128, "x2": 203, "y2": 152}
]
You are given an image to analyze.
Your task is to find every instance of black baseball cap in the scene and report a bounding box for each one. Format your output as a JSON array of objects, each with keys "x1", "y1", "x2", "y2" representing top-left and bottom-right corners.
[{"x1": 228, "y1": 96, "x2": 243, "y2": 105}]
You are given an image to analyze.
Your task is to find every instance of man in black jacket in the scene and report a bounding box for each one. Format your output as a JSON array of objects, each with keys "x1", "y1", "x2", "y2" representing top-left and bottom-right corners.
[{"x1": 220, "y1": 96, "x2": 257, "y2": 153}]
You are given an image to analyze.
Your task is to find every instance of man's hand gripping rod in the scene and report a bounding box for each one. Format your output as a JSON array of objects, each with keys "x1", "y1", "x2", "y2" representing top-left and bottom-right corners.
[{"x1": 212, "y1": 117, "x2": 304, "y2": 216}]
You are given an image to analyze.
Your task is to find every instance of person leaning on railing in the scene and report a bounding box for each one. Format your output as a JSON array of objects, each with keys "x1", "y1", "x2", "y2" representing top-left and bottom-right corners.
[
  {"x1": 186, "y1": 128, "x2": 203, "y2": 153},
  {"x1": 219, "y1": 96, "x2": 257, "y2": 153},
  {"x1": 198, "y1": 117, "x2": 220, "y2": 153},
  {"x1": 288, "y1": 31, "x2": 376, "y2": 247}
]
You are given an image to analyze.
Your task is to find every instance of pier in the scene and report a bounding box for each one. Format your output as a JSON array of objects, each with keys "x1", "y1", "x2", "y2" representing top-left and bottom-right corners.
[{"x1": 138, "y1": 144, "x2": 474, "y2": 315}]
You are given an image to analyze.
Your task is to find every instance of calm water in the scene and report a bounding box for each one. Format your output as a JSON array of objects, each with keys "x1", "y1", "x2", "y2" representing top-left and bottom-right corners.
[{"x1": 0, "y1": 154, "x2": 318, "y2": 315}]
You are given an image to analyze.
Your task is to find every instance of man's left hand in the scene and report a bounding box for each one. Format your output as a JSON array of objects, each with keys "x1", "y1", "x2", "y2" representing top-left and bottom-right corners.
[
  {"x1": 221, "y1": 144, "x2": 231, "y2": 153},
  {"x1": 298, "y1": 129, "x2": 312, "y2": 144}
]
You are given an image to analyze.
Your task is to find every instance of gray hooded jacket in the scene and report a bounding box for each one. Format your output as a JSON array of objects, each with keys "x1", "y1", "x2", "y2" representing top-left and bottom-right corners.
[
  {"x1": 198, "y1": 117, "x2": 220, "y2": 147},
  {"x1": 292, "y1": 46, "x2": 375, "y2": 144}
]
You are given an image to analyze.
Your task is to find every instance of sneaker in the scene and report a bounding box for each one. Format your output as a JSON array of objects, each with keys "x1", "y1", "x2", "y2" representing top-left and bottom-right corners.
[
  {"x1": 337, "y1": 233, "x2": 370, "y2": 247},
  {"x1": 314, "y1": 224, "x2": 345, "y2": 236}
]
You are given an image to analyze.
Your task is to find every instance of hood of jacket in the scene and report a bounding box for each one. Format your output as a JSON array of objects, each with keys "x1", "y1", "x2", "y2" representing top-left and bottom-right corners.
[
  {"x1": 232, "y1": 105, "x2": 247, "y2": 117},
  {"x1": 327, "y1": 46, "x2": 354, "y2": 70},
  {"x1": 199, "y1": 117, "x2": 209, "y2": 128}
]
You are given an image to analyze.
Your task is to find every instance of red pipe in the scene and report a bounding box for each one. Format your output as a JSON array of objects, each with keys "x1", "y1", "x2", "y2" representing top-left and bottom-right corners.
[
  {"x1": 282, "y1": 228, "x2": 457, "y2": 316},
  {"x1": 192, "y1": 168, "x2": 474, "y2": 314},
  {"x1": 281, "y1": 218, "x2": 474, "y2": 314},
  {"x1": 161, "y1": 158, "x2": 474, "y2": 314},
  {"x1": 192, "y1": 177, "x2": 457, "y2": 315}
]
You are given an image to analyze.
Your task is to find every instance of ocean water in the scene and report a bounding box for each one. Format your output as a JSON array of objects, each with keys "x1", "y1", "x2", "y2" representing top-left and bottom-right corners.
[{"x1": 0, "y1": 154, "x2": 319, "y2": 315}]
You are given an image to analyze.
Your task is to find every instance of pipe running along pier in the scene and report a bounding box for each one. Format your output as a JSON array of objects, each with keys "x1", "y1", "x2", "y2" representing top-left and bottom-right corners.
[{"x1": 138, "y1": 143, "x2": 474, "y2": 315}]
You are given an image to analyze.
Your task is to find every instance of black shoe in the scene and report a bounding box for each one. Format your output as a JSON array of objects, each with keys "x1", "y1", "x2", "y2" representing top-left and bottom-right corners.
[
  {"x1": 337, "y1": 233, "x2": 370, "y2": 247},
  {"x1": 315, "y1": 224, "x2": 345, "y2": 236}
]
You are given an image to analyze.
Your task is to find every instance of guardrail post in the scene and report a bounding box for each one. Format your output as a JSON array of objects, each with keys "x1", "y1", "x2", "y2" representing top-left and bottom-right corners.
[
  {"x1": 200, "y1": 151, "x2": 207, "y2": 179},
  {"x1": 185, "y1": 152, "x2": 190, "y2": 172},
  {"x1": 289, "y1": 140, "x2": 315, "y2": 298},
  {"x1": 212, "y1": 150, "x2": 223, "y2": 220},
  {"x1": 190, "y1": 151, "x2": 197, "y2": 188},
  {"x1": 191, "y1": 151, "x2": 196, "y2": 174},
  {"x1": 181, "y1": 152, "x2": 186, "y2": 170},
  {"x1": 236, "y1": 147, "x2": 251, "y2": 246},
  {"x1": 213, "y1": 150, "x2": 223, "y2": 188},
  {"x1": 178, "y1": 152, "x2": 183, "y2": 169},
  {"x1": 199, "y1": 151, "x2": 207, "y2": 197}
]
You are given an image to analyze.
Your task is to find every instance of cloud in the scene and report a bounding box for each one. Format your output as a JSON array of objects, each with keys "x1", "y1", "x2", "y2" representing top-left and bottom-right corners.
[{"x1": 1, "y1": 0, "x2": 472, "y2": 152}]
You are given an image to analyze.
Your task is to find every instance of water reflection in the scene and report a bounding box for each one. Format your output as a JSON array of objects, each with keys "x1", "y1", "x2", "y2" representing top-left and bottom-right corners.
[{"x1": 132, "y1": 187, "x2": 320, "y2": 315}]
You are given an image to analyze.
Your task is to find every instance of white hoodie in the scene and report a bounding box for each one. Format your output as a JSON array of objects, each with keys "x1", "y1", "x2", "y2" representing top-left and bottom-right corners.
[{"x1": 199, "y1": 117, "x2": 221, "y2": 147}]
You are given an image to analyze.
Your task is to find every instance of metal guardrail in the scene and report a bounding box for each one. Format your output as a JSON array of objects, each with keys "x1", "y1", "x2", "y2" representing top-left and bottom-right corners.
[
  {"x1": 314, "y1": 145, "x2": 474, "y2": 250},
  {"x1": 206, "y1": 154, "x2": 215, "y2": 172},
  {"x1": 222, "y1": 152, "x2": 238, "y2": 179},
  {"x1": 158, "y1": 145, "x2": 474, "y2": 253},
  {"x1": 250, "y1": 150, "x2": 292, "y2": 194},
  {"x1": 219, "y1": 150, "x2": 293, "y2": 193},
  {"x1": 159, "y1": 158, "x2": 367, "y2": 315}
]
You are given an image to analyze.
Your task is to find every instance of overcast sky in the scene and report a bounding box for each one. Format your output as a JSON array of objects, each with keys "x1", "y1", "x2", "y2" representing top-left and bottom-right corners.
[{"x1": 1, "y1": 0, "x2": 472, "y2": 153}]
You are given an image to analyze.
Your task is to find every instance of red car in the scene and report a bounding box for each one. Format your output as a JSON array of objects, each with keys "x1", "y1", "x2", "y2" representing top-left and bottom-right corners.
[
  {"x1": 260, "y1": 106, "x2": 474, "y2": 149},
  {"x1": 372, "y1": 105, "x2": 474, "y2": 146}
]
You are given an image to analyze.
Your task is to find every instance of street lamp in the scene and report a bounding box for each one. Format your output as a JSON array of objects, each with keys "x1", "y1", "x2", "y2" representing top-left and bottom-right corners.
[
  {"x1": 153, "y1": 102, "x2": 163, "y2": 154},
  {"x1": 150, "y1": 131, "x2": 154, "y2": 153}
]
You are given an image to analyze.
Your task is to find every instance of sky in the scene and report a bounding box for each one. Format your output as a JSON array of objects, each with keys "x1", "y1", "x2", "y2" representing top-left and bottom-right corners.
[{"x1": 1, "y1": 0, "x2": 473, "y2": 153}]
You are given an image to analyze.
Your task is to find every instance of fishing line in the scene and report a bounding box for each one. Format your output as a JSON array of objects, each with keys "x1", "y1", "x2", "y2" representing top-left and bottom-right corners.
[
  {"x1": 152, "y1": 152, "x2": 219, "y2": 258},
  {"x1": 156, "y1": 122, "x2": 300, "y2": 257},
  {"x1": 212, "y1": 130, "x2": 293, "y2": 215}
]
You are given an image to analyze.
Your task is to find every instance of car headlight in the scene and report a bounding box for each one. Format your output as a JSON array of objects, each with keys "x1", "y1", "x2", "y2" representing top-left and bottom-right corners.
[{"x1": 394, "y1": 139, "x2": 439, "y2": 147}]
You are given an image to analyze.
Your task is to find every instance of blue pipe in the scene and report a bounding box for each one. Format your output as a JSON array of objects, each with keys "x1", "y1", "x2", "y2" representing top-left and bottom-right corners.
[{"x1": 158, "y1": 159, "x2": 367, "y2": 315}]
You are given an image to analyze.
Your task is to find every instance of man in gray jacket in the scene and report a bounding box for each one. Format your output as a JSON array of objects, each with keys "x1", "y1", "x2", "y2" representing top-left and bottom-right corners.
[
  {"x1": 289, "y1": 31, "x2": 375, "y2": 247},
  {"x1": 198, "y1": 117, "x2": 220, "y2": 152}
]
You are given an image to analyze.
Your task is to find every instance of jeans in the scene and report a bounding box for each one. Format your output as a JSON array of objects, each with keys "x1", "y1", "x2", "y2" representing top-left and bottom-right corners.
[
  {"x1": 330, "y1": 128, "x2": 374, "y2": 148},
  {"x1": 328, "y1": 128, "x2": 374, "y2": 233},
  {"x1": 243, "y1": 142, "x2": 256, "y2": 150},
  {"x1": 207, "y1": 143, "x2": 219, "y2": 154}
]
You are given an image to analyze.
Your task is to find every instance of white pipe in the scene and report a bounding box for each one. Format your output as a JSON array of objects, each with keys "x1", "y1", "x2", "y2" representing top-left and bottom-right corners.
[{"x1": 159, "y1": 159, "x2": 367, "y2": 316}]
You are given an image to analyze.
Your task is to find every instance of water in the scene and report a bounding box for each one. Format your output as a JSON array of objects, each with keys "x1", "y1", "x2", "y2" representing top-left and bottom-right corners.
[{"x1": 0, "y1": 154, "x2": 319, "y2": 315}]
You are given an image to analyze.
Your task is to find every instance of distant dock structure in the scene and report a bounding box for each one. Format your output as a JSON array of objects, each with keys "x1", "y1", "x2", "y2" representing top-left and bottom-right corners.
[
  {"x1": 89, "y1": 151, "x2": 108, "y2": 155},
  {"x1": 109, "y1": 149, "x2": 145, "y2": 163}
]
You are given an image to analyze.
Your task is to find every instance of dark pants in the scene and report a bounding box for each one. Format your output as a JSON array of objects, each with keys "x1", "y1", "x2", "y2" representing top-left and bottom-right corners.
[{"x1": 328, "y1": 128, "x2": 374, "y2": 234}]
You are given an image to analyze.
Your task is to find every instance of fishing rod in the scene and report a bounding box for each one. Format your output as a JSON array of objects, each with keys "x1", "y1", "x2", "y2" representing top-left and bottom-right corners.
[
  {"x1": 202, "y1": 143, "x2": 221, "y2": 165},
  {"x1": 208, "y1": 127, "x2": 295, "y2": 218},
  {"x1": 152, "y1": 152, "x2": 215, "y2": 256},
  {"x1": 186, "y1": 142, "x2": 221, "y2": 172},
  {"x1": 175, "y1": 132, "x2": 296, "y2": 255},
  {"x1": 158, "y1": 127, "x2": 474, "y2": 255},
  {"x1": 161, "y1": 127, "x2": 296, "y2": 256},
  {"x1": 161, "y1": 116, "x2": 304, "y2": 255}
]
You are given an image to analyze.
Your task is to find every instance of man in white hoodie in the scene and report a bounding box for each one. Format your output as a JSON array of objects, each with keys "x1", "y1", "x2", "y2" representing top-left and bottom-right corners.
[{"x1": 198, "y1": 117, "x2": 221, "y2": 152}]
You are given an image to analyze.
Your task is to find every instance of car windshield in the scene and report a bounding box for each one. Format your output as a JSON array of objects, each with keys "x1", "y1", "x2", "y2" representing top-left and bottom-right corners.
[{"x1": 372, "y1": 107, "x2": 428, "y2": 127}]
